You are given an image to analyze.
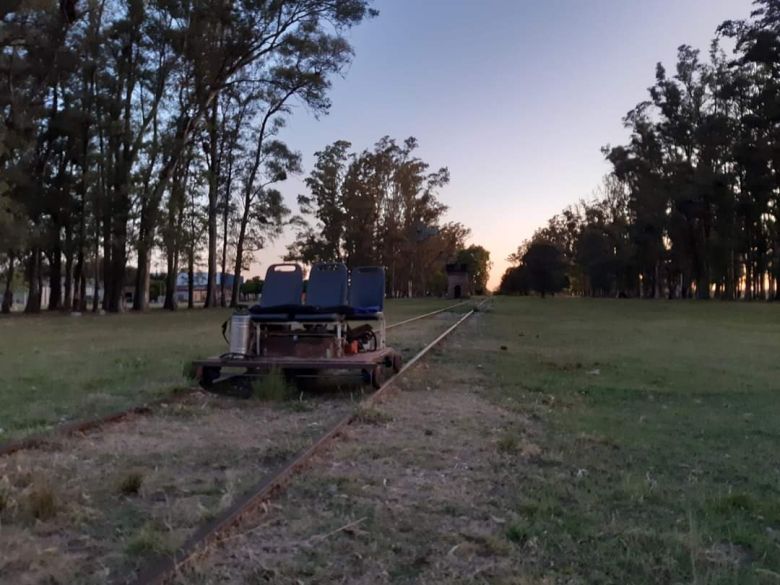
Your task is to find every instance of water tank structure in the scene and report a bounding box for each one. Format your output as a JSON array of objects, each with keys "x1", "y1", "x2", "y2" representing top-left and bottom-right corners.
[{"x1": 446, "y1": 263, "x2": 472, "y2": 299}]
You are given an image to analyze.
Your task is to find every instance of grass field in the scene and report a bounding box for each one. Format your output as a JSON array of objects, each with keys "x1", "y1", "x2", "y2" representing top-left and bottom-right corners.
[
  {"x1": 0, "y1": 298, "x2": 459, "y2": 439},
  {"x1": 2, "y1": 296, "x2": 778, "y2": 582},
  {"x1": 477, "y1": 297, "x2": 780, "y2": 583}
]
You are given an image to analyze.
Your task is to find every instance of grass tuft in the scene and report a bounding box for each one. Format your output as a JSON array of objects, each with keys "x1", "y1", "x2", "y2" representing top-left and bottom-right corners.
[
  {"x1": 251, "y1": 368, "x2": 292, "y2": 401},
  {"x1": 354, "y1": 405, "x2": 393, "y2": 425},
  {"x1": 505, "y1": 523, "x2": 530, "y2": 544},
  {"x1": 182, "y1": 361, "x2": 198, "y2": 380},
  {"x1": 0, "y1": 478, "x2": 11, "y2": 515},
  {"x1": 117, "y1": 470, "x2": 144, "y2": 496},
  {"x1": 25, "y1": 483, "x2": 58, "y2": 520},
  {"x1": 125, "y1": 522, "x2": 172, "y2": 556},
  {"x1": 496, "y1": 432, "x2": 518, "y2": 454}
]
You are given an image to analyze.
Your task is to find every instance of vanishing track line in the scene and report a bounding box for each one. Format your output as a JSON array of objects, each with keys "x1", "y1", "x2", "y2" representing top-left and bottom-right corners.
[
  {"x1": 0, "y1": 301, "x2": 472, "y2": 458},
  {"x1": 131, "y1": 299, "x2": 488, "y2": 585}
]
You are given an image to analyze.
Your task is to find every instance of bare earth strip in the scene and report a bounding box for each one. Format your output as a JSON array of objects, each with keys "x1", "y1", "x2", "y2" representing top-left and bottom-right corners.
[{"x1": 184, "y1": 315, "x2": 541, "y2": 585}]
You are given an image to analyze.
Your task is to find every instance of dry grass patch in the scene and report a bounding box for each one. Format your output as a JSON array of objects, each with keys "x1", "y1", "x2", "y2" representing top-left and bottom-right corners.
[{"x1": 0, "y1": 392, "x2": 354, "y2": 583}]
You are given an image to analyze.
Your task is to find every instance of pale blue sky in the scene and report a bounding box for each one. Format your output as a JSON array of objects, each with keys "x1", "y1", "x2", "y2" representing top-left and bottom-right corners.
[{"x1": 254, "y1": 0, "x2": 753, "y2": 288}]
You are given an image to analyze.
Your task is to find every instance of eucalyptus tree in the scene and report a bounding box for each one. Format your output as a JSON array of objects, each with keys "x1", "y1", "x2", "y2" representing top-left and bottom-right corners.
[
  {"x1": 1, "y1": 0, "x2": 79, "y2": 312},
  {"x1": 288, "y1": 136, "x2": 457, "y2": 296},
  {"x1": 230, "y1": 138, "x2": 298, "y2": 306},
  {"x1": 132, "y1": 0, "x2": 375, "y2": 310},
  {"x1": 292, "y1": 139, "x2": 352, "y2": 263},
  {"x1": 1, "y1": 0, "x2": 375, "y2": 314}
]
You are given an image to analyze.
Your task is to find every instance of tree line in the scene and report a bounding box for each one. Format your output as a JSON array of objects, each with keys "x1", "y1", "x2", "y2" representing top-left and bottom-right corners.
[
  {"x1": 502, "y1": 0, "x2": 780, "y2": 300},
  {"x1": 286, "y1": 136, "x2": 490, "y2": 296},
  {"x1": 0, "y1": 0, "x2": 375, "y2": 314}
]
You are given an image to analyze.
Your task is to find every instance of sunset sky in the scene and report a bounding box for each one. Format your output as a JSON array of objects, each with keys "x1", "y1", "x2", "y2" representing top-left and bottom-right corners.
[{"x1": 251, "y1": 0, "x2": 753, "y2": 289}]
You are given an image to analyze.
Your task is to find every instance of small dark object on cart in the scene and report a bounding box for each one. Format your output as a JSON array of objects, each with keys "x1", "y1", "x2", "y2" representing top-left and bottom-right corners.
[{"x1": 192, "y1": 263, "x2": 402, "y2": 396}]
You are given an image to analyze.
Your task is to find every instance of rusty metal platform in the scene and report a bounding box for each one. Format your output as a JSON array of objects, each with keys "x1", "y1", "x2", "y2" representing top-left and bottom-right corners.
[{"x1": 194, "y1": 347, "x2": 396, "y2": 371}]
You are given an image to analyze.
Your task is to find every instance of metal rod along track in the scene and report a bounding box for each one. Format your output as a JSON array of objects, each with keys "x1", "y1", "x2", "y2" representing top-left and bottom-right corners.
[
  {"x1": 0, "y1": 301, "x2": 473, "y2": 458},
  {"x1": 385, "y1": 300, "x2": 470, "y2": 330},
  {"x1": 0, "y1": 391, "x2": 197, "y2": 457},
  {"x1": 130, "y1": 300, "x2": 486, "y2": 585}
]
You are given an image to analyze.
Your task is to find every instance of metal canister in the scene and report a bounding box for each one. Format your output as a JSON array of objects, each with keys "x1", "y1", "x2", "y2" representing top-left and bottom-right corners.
[{"x1": 229, "y1": 313, "x2": 252, "y2": 356}]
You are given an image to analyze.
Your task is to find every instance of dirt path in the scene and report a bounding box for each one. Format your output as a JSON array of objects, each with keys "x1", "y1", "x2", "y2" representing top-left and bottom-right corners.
[{"x1": 185, "y1": 318, "x2": 540, "y2": 584}]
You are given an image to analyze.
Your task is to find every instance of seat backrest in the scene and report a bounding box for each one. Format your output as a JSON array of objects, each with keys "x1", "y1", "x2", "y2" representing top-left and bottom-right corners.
[
  {"x1": 348, "y1": 266, "x2": 385, "y2": 311},
  {"x1": 260, "y1": 264, "x2": 304, "y2": 307},
  {"x1": 306, "y1": 263, "x2": 348, "y2": 307}
]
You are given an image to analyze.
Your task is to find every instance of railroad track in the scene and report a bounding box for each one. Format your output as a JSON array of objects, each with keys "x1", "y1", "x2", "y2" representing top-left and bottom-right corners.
[
  {"x1": 131, "y1": 299, "x2": 488, "y2": 585},
  {"x1": 385, "y1": 299, "x2": 470, "y2": 329},
  {"x1": 0, "y1": 301, "x2": 474, "y2": 459}
]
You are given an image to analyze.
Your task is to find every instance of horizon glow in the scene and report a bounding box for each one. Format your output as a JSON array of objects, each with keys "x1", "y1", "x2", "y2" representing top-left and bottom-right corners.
[{"x1": 242, "y1": 0, "x2": 753, "y2": 290}]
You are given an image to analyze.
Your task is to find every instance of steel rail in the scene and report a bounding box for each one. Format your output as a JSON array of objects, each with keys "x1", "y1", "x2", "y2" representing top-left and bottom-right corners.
[
  {"x1": 385, "y1": 300, "x2": 470, "y2": 330},
  {"x1": 130, "y1": 300, "x2": 487, "y2": 585},
  {"x1": 0, "y1": 390, "x2": 198, "y2": 457}
]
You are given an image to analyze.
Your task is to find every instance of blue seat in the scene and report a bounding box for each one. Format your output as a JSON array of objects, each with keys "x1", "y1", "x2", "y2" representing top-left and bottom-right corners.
[
  {"x1": 294, "y1": 263, "x2": 349, "y2": 322},
  {"x1": 249, "y1": 264, "x2": 304, "y2": 321},
  {"x1": 346, "y1": 266, "x2": 385, "y2": 320}
]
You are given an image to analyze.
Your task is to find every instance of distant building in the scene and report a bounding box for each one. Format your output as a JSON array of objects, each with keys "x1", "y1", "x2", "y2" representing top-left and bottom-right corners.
[
  {"x1": 446, "y1": 263, "x2": 471, "y2": 299},
  {"x1": 176, "y1": 272, "x2": 242, "y2": 304}
]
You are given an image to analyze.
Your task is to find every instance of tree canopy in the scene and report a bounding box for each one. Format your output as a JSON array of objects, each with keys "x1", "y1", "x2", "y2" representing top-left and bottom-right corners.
[
  {"x1": 500, "y1": 240, "x2": 567, "y2": 297},
  {"x1": 455, "y1": 245, "x2": 492, "y2": 294},
  {"x1": 286, "y1": 136, "x2": 472, "y2": 297},
  {"x1": 511, "y1": 0, "x2": 780, "y2": 301},
  {"x1": 1, "y1": 0, "x2": 375, "y2": 313}
]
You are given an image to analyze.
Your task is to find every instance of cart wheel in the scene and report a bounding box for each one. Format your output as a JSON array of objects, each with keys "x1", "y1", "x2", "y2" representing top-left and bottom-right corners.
[
  {"x1": 391, "y1": 352, "x2": 403, "y2": 374},
  {"x1": 371, "y1": 364, "x2": 384, "y2": 389},
  {"x1": 199, "y1": 366, "x2": 221, "y2": 390},
  {"x1": 227, "y1": 376, "x2": 253, "y2": 399}
]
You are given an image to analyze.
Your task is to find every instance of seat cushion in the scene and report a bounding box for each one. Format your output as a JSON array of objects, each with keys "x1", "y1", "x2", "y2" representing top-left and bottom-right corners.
[
  {"x1": 250, "y1": 313, "x2": 293, "y2": 322},
  {"x1": 293, "y1": 313, "x2": 345, "y2": 322},
  {"x1": 345, "y1": 311, "x2": 382, "y2": 321},
  {"x1": 249, "y1": 304, "x2": 301, "y2": 315},
  {"x1": 350, "y1": 305, "x2": 382, "y2": 315}
]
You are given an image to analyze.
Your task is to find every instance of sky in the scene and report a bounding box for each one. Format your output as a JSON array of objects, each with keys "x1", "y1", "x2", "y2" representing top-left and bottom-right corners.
[{"x1": 252, "y1": 0, "x2": 754, "y2": 290}]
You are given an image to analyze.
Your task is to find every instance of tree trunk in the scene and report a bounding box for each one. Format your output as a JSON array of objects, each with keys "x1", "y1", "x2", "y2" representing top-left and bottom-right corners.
[
  {"x1": 78, "y1": 271, "x2": 87, "y2": 313},
  {"x1": 93, "y1": 218, "x2": 101, "y2": 313},
  {"x1": 187, "y1": 250, "x2": 195, "y2": 309},
  {"x1": 2, "y1": 251, "x2": 15, "y2": 313},
  {"x1": 163, "y1": 248, "x2": 178, "y2": 310},
  {"x1": 108, "y1": 210, "x2": 127, "y2": 312},
  {"x1": 231, "y1": 206, "x2": 250, "y2": 307},
  {"x1": 231, "y1": 240, "x2": 243, "y2": 307},
  {"x1": 101, "y1": 198, "x2": 113, "y2": 311},
  {"x1": 92, "y1": 254, "x2": 100, "y2": 313},
  {"x1": 25, "y1": 248, "x2": 42, "y2": 313},
  {"x1": 163, "y1": 190, "x2": 184, "y2": 311},
  {"x1": 133, "y1": 195, "x2": 152, "y2": 312},
  {"x1": 73, "y1": 232, "x2": 86, "y2": 312},
  {"x1": 133, "y1": 210, "x2": 153, "y2": 311},
  {"x1": 49, "y1": 240, "x2": 62, "y2": 311},
  {"x1": 220, "y1": 216, "x2": 229, "y2": 307},
  {"x1": 219, "y1": 143, "x2": 236, "y2": 308},
  {"x1": 63, "y1": 222, "x2": 73, "y2": 310},
  {"x1": 205, "y1": 100, "x2": 220, "y2": 308}
]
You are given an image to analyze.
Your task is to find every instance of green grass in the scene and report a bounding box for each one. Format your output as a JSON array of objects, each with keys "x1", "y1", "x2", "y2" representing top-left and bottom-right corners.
[
  {"x1": 0, "y1": 298, "x2": 461, "y2": 439},
  {"x1": 473, "y1": 297, "x2": 780, "y2": 584},
  {"x1": 250, "y1": 367, "x2": 292, "y2": 401}
]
